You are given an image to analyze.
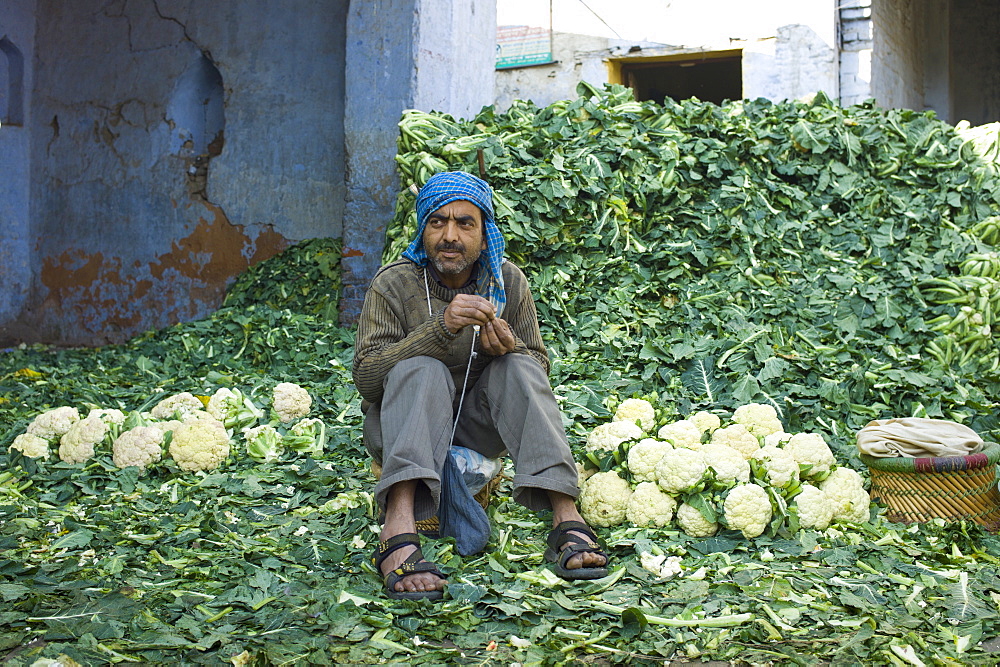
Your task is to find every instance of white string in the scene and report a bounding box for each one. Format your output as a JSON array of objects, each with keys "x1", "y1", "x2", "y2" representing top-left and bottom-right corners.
[
  {"x1": 425, "y1": 267, "x2": 479, "y2": 446},
  {"x1": 424, "y1": 268, "x2": 433, "y2": 318}
]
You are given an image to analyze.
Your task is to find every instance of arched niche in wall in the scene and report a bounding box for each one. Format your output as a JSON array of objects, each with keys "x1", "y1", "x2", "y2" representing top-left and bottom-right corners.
[
  {"x1": 166, "y1": 52, "x2": 225, "y2": 197},
  {"x1": 168, "y1": 51, "x2": 225, "y2": 157},
  {"x1": 0, "y1": 36, "x2": 25, "y2": 126}
]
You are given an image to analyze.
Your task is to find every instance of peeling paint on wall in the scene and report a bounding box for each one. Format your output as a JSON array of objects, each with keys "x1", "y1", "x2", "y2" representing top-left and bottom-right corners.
[
  {"x1": 34, "y1": 201, "x2": 289, "y2": 345},
  {"x1": 0, "y1": 0, "x2": 347, "y2": 347}
]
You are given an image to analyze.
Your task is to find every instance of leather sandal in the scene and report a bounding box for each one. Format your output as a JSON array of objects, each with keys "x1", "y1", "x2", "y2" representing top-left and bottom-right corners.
[
  {"x1": 544, "y1": 520, "x2": 609, "y2": 581},
  {"x1": 372, "y1": 533, "x2": 446, "y2": 600}
]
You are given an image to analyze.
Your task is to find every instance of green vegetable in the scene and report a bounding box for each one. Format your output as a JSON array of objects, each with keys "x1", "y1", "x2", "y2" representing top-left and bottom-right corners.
[{"x1": 4, "y1": 89, "x2": 1000, "y2": 665}]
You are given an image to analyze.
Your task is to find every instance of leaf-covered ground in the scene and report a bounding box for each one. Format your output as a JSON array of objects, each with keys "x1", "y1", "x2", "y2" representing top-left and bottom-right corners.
[{"x1": 4, "y1": 91, "x2": 1000, "y2": 665}]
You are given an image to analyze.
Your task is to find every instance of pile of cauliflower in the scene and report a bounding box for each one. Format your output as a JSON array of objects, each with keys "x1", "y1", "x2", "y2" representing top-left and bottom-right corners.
[
  {"x1": 7, "y1": 381, "x2": 325, "y2": 474},
  {"x1": 578, "y1": 398, "x2": 871, "y2": 539}
]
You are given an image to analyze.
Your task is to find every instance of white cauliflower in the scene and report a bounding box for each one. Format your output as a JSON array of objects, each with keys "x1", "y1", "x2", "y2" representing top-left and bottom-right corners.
[
  {"x1": 578, "y1": 470, "x2": 632, "y2": 528},
  {"x1": 613, "y1": 398, "x2": 656, "y2": 432},
  {"x1": 10, "y1": 433, "x2": 51, "y2": 459},
  {"x1": 26, "y1": 406, "x2": 80, "y2": 441},
  {"x1": 586, "y1": 420, "x2": 644, "y2": 453},
  {"x1": 207, "y1": 387, "x2": 264, "y2": 429},
  {"x1": 87, "y1": 408, "x2": 126, "y2": 426},
  {"x1": 207, "y1": 387, "x2": 238, "y2": 420},
  {"x1": 655, "y1": 447, "x2": 708, "y2": 494},
  {"x1": 626, "y1": 481, "x2": 677, "y2": 527},
  {"x1": 710, "y1": 423, "x2": 760, "y2": 459},
  {"x1": 626, "y1": 438, "x2": 673, "y2": 482},
  {"x1": 112, "y1": 426, "x2": 164, "y2": 470},
  {"x1": 273, "y1": 382, "x2": 312, "y2": 423},
  {"x1": 243, "y1": 424, "x2": 284, "y2": 463},
  {"x1": 152, "y1": 419, "x2": 184, "y2": 437},
  {"x1": 656, "y1": 419, "x2": 703, "y2": 449},
  {"x1": 723, "y1": 483, "x2": 773, "y2": 539},
  {"x1": 58, "y1": 415, "x2": 109, "y2": 464},
  {"x1": 285, "y1": 417, "x2": 328, "y2": 455},
  {"x1": 819, "y1": 467, "x2": 871, "y2": 524},
  {"x1": 700, "y1": 443, "x2": 750, "y2": 485},
  {"x1": 182, "y1": 409, "x2": 216, "y2": 424},
  {"x1": 751, "y1": 445, "x2": 800, "y2": 488},
  {"x1": 676, "y1": 501, "x2": 718, "y2": 538},
  {"x1": 577, "y1": 462, "x2": 598, "y2": 485},
  {"x1": 763, "y1": 431, "x2": 793, "y2": 447},
  {"x1": 151, "y1": 392, "x2": 205, "y2": 420},
  {"x1": 732, "y1": 403, "x2": 784, "y2": 437},
  {"x1": 785, "y1": 432, "x2": 836, "y2": 480},
  {"x1": 795, "y1": 484, "x2": 834, "y2": 530},
  {"x1": 640, "y1": 552, "x2": 683, "y2": 579},
  {"x1": 169, "y1": 418, "x2": 230, "y2": 472},
  {"x1": 689, "y1": 410, "x2": 722, "y2": 434}
]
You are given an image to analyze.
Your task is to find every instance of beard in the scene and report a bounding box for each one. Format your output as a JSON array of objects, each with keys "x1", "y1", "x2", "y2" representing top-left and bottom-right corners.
[{"x1": 429, "y1": 241, "x2": 479, "y2": 276}]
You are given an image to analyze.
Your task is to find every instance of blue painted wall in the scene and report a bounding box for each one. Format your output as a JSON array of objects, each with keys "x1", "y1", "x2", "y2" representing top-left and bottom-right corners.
[
  {"x1": 0, "y1": 0, "x2": 496, "y2": 345},
  {"x1": 2, "y1": 0, "x2": 348, "y2": 345},
  {"x1": 0, "y1": 0, "x2": 34, "y2": 331}
]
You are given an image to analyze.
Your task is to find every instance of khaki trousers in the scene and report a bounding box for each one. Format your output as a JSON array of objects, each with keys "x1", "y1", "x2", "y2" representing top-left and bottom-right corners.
[{"x1": 363, "y1": 354, "x2": 580, "y2": 521}]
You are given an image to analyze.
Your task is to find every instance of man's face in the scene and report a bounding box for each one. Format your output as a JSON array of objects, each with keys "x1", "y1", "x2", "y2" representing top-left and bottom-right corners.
[{"x1": 423, "y1": 200, "x2": 486, "y2": 286}]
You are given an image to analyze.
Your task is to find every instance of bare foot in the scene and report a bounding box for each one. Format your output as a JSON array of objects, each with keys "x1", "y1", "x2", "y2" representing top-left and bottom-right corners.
[
  {"x1": 548, "y1": 492, "x2": 608, "y2": 571},
  {"x1": 377, "y1": 529, "x2": 447, "y2": 594},
  {"x1": 378, "y1": 481, "x2": 446, "y2": 593}
]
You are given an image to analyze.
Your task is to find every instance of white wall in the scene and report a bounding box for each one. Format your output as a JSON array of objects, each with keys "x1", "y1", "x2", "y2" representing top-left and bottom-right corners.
[
  {"x1": 414, "y1": 0, "x2": 497, "y2": 118},
  {"x1": 495, "y1": 0, "x2": 838, "y2": 109},
  {"x1": 871, "y1": 0, "x2": 924, "y2": 112},
  {"x1": 498, "y1": 0, "x2": 833, "y2": 47}
]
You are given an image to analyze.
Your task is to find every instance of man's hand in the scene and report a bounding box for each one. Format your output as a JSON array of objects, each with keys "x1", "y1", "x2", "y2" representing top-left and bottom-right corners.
[
  {"x1": 443, "y1": 294, "x2": 496, "y2": 334},
  {"x1": 443, "y1": 295, "x2": 516, "y2": 355},
  {"x1": 479, "y1": 318, "x2": 516, "y2": 356}
]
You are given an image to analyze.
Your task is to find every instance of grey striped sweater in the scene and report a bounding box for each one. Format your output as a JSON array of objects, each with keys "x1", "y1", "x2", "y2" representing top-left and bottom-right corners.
[{"x1": 352, "y1": 259, "x2": 549, "y2": 405}]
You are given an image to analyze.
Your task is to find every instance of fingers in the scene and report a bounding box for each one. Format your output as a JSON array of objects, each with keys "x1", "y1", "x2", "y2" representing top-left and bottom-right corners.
[
  {"x1": 480, "y1": 319, "x2": 516, "y2": 355},
  {"x1": 443, "y1": 295, "x2": 496, "y2": 333}
]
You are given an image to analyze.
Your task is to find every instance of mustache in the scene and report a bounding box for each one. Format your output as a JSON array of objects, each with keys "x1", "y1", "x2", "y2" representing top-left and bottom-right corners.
[{"x1": 435, "y1": 242, "x2": 465, "y2": 253}]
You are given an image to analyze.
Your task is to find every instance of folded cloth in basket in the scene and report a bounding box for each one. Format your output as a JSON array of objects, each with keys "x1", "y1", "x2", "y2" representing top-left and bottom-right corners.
[{"x1": 857, "y1": 417, "x2": 984, "y2": 458}]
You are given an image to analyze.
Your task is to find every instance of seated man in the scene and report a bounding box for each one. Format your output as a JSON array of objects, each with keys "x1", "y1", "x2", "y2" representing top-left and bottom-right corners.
[{"x1": 353, "y1": 170, "x2": 608, "y2": 600}]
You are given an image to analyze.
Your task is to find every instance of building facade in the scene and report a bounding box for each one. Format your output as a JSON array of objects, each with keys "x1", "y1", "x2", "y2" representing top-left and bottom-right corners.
[{"x1": 1, "y1": 0, "x2": 997, "y2": 346}]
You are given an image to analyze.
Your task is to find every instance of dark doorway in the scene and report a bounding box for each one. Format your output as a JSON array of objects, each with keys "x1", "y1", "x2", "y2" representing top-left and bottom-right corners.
[{"x1": 620, "y1": 55, "x2": 742, "y2": 106}]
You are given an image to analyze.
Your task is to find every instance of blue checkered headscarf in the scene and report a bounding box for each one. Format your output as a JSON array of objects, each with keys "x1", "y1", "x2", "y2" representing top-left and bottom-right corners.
[{"x1": 402, "y1": 171, "x2": 507, "y2": 317}]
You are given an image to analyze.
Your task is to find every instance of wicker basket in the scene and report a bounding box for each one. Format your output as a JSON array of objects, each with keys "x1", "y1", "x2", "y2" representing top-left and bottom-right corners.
[
  {"x1": 860, "y1": 442, "x2": 1000, "y2": 530},
  {"x1": 370, "y1": 461, "x2": 504, "y2": 535}
]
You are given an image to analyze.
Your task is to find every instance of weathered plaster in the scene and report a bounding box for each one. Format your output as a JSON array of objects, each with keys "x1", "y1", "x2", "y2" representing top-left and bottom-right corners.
[
  {"x1": 3, "y1": 0, "x2": 346, "y2": 346},
  {"x1": 0, "y1": 0, "x2": 35, "y2": 331},
  {"x1": 871, "y1": 0, "x2": 923, "y2": 112},
  {"x1": 29, "y1": 200, "x2": 288, "y2": 345}
]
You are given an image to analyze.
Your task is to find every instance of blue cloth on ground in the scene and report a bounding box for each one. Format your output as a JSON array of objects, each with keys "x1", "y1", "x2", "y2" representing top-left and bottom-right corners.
[{"x1": 438, "y1": 448, "x2": 491, "y2": 556}]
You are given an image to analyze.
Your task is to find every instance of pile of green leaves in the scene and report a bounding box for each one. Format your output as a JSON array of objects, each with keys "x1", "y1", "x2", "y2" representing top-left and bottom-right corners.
[
  {"x1": 4, "y1": 88, "x2": 1000, "y2": 665},
  {"x1": 222, "y1": 237, "x2": 343, "y2": 319},
  {"x1": 391, "y1": 84, "x2": 1000, "y2": 458}
]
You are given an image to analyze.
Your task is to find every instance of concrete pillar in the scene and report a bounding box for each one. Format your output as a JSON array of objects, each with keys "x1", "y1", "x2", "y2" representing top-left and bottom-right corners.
[
  {"x1": 0, "y1": 0, "x2": 35, "y2": 337},
  {"x1": 340, "y1": 0, "x2": 497, "y2": 325},
  {"x1": 922, "y1": 0, "x2": 950, "y2": 122}
]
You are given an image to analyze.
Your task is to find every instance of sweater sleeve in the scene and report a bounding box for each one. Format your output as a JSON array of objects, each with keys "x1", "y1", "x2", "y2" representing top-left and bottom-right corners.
[
  {"x1": 352, "y1": 286, "x2": 458, "y2": 404},
  {"x1": 489, "y1": 265, "x2": 550, "y2": 374}
]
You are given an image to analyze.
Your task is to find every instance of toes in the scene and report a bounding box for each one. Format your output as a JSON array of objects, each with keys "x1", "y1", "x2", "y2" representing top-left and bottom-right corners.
[{"x1": 396, "y1": 573, "x2": 445, "y2": 592}]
